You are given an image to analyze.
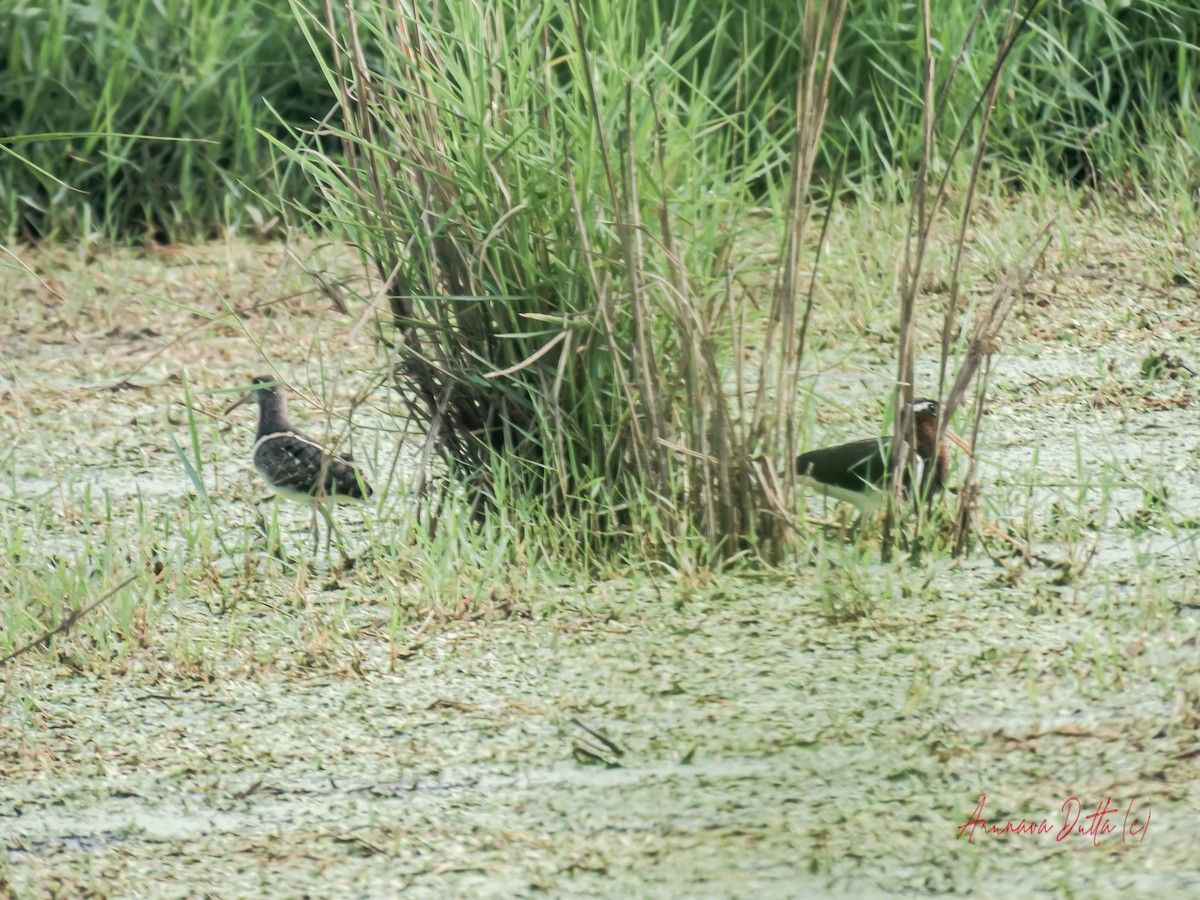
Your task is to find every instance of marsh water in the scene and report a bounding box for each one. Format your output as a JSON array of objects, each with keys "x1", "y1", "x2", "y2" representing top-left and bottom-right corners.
[{"x1": 2, "y1": 223, "x2": 1199, "y2": 896}]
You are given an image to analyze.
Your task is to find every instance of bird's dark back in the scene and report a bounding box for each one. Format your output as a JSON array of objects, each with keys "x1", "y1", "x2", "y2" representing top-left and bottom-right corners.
[{"x1": 795, "y1": 437, "x2": 891, "y2": 491}]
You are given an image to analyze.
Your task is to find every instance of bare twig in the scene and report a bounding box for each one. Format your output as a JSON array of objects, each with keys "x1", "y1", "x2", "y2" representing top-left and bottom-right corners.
[
  {"x1": 1, "y1": 574, "x2": 137, "y2": 667},
  {"x1": 571, "y1": 718, "x2": 626, "y2": 757},
  {"x1": 885, "y1": 0, "x2": 1045, "y2": 559}
]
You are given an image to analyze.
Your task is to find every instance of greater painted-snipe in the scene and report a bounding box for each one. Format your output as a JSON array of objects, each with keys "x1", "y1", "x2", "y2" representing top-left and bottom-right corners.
[
  {"x1": 225, "y1": 376, "x2": 372, "y2": 554},
  {"x1": 795, "y1": 398, "x2": 972, "y2": 513}
]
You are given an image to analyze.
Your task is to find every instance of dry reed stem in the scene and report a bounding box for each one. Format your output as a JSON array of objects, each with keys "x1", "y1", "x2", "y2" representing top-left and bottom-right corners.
[
  {"x1": 302, "y1": 0, "x2": 854, "y2": 561},
  {"x1": 884, "y1": 0, "x2": 1045, "y2": 558},
  {"x1": 1, "y1": 574, "x2": 138, "y2": 667}
]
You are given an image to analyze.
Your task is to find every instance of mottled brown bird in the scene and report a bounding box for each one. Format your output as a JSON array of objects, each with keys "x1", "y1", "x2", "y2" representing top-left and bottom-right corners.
[{"x1": 226, "y1": 376, "x2": 371, "y2": 553}]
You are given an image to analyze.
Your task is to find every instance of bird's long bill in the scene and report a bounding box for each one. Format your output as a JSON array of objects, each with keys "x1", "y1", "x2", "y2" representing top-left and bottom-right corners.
[
  {"x1": 222, "y1": 392, "x2": 253, "y2": 415},
  {"x1": 945, "y1": 427, "x2": 974, "y2": 457}
]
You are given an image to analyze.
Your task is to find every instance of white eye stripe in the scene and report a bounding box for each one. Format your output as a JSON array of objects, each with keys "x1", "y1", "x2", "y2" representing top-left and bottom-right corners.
[{"x1": 911, "y1": 399, "x2": 936, "y2": 414}]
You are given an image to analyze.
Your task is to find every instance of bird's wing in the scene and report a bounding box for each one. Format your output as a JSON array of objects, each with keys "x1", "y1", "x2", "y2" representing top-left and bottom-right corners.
[
  {"x1": 795, "y1": 436, "x2": 891, "y2": 492},
  {"x1": 254, "y1": 431, "x2": 372, "y2": 500}
]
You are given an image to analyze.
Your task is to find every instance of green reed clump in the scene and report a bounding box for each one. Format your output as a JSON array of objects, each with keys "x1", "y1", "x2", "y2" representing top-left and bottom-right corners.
[{"x1": 269, "y1": 0, "x2": 848, "y2": 565}]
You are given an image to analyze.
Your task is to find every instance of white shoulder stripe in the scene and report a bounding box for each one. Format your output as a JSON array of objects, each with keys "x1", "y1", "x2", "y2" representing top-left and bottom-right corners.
[{"x1": 253, "y1": 431, "x2": 335, "y2": 458}]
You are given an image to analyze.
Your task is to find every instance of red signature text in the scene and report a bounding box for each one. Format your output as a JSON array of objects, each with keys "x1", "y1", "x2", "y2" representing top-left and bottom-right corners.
[{"x1": 956, "y1": 795, "x2": 1151, "y2": 844}]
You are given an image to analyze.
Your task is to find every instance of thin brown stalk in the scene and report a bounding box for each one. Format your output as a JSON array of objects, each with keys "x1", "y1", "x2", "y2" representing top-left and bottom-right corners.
[
  {"x1": 926, "y1": 0, "x2": 1047, "y2": 230},
  {"x1": 1, "y1": 575, "x2": 137, "y2": 667},
  {"x1": 942, "y1": 223, "x2": 1054, "y2": 421},
  {"x1": 952, "y1": 364, "x2": 990, "y2": 557},
  {"x1": 754, "y1": 0, "x2": 847, "y2": 536},
  {"x1": 620, "y1": 85, "x2": 668, "y2": 503},
  {"x1": 884, "y1": 0, "x2": 934, "y2": 559},
  {"x1": 885, "y1": 0, "x2": 1045, "y2": 559},
  {"x1": 650, "y1": 88, "x2": 722, "y2": 550},
  {"x1": 936, "y1": 0, "x2": 1024, "y2": 421}
]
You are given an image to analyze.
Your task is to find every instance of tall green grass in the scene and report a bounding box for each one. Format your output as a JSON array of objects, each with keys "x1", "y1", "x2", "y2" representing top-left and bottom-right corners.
[
  {"x1": 1, "y1": 0, "x2": 1197, "y2": 240},
  {"x1": 271, "y1": 0, "x2": 1075, "y2": 568},
  {"x1": 0, "y1": 0, "x2": 330, "y2": 240},
  {"x1": 268, "y1": 0, "x2": 847, "y2": 565},
  {"x1": 830, "y1": 0, "x2": 1200, "y2": 190}
]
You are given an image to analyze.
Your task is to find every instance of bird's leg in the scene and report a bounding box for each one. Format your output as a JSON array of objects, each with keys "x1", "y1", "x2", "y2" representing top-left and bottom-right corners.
[
  {"x1": 253, "y1": 502, "x2": 271, "y2": 541},
  {"x1": 254, "y1": 498, "x2": 293, "y2": 564},
  {"x1": 307, "y1": 505, "x2": 321, "y2": 555},
  {"x1": 319, "y1": 503, "x2": 355, "y2": 569},
  {"x1": 846, "y1": 508, "x2": 863, "y2": 542},
  {"x1": 320, "y1": 503, "x2": 334, "y2": 557}
]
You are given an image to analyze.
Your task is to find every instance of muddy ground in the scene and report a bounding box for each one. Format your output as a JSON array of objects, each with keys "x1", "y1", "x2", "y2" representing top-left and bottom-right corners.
[{"x1": 2, "y1": 203, "x2": 1199, "y2": 897}]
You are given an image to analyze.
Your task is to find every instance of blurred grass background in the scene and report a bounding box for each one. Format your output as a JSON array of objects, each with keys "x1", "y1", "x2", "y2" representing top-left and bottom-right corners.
[{"x1": 2, "y1": 0, "x2": 1196, "y2": 242}]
